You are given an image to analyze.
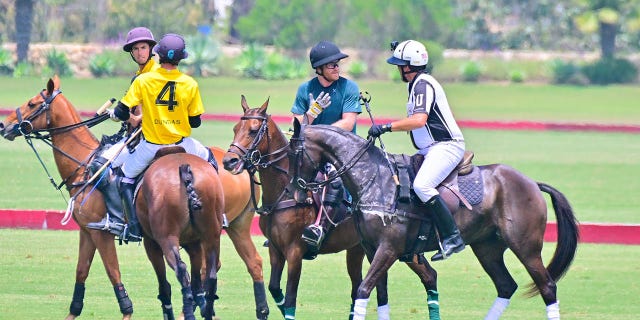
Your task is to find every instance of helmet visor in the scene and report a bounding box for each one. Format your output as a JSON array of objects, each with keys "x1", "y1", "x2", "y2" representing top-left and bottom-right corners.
[{"x1": 387, "y1": 56, "x2": 409, "y2": 66}]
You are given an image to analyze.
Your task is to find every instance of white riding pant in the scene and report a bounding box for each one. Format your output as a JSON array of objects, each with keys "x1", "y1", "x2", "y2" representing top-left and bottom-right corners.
[
  {"x1": 413, "y1": 140, "x2": 465, "y2": 203},
  {"x1": 101, "y1": 138, "x2": 126, "y2": 168},
  {"x1": 119, "y1": 137, "x2": 210, "y2": 178}
]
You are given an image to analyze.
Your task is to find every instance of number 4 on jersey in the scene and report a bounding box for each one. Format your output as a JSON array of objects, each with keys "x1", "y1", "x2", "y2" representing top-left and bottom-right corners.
[{"x1": 156, "y1": 81, "x2": 178, "y2": 111}]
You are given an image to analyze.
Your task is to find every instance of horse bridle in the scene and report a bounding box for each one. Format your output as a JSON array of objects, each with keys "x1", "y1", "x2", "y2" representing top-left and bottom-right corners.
[
  {"x1": 13, "y1": 89, "x2": 110, "y2": 192},
  {"x1": 227, "y1": 114, "x2": 289, "y2": 175},
  {"x1": 227, "y1": 113, "x2": 297, "y2": 214},
  {"x1": 290, "y1": 125, "x2": 374, "y2": 193}
]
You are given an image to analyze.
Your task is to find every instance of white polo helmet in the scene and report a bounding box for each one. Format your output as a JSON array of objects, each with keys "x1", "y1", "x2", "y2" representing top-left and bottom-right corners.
[{"x1": 387, "y1": 40, "x2": 429, "y2": 67}]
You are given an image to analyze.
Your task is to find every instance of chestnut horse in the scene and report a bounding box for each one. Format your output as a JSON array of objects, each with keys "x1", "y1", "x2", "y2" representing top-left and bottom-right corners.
[
  {"x1": 0, "y1": 76, "x2": 268, "y2": 319},
  {"x1": 288, "y1": 120, "x2": 579, "y2": 320},
  {"x1": 222, "y1": 96, "x2": 439, "y2": 319}
]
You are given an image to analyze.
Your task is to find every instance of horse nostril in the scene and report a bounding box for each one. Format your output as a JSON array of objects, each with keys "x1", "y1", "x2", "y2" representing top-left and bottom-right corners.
[{"x1": 223, "y1": 158, "x2": 238, "y2": 170}]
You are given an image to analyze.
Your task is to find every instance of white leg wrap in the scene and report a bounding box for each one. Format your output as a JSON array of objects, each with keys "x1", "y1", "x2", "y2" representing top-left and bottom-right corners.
[
  {"x1": 377, "y1": 304, "x2": 390, "y2": 320},
  {"x1": 546, "y1": 301, "x2": 560, "y2": 320},
  {"x1": 484, "y1": 297, "x2": 510, "y2": 320},
  {"x1": 353, "y1": 298, "x2": 369, "y2": 320}
]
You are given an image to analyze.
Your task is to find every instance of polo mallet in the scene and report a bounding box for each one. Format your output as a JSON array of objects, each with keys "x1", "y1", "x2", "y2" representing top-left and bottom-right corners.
[
  {"x1": 84, "y1": 127, "x2": 142, "y2": 186},
  {"x1": 96, "y1": 98, "x2": 117, "y2": 117},
  {"x1": 360, "y1": 91, "x2": 399, "y2": 186}
]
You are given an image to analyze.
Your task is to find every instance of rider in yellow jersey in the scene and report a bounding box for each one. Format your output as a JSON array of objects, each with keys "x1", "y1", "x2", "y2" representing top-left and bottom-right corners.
[
  {"x1": 87, "y1": 27, "x2": 159, "y2": 241},
  {"x1": 101, "y1": 33, "x2": 217, "y2": 243}
]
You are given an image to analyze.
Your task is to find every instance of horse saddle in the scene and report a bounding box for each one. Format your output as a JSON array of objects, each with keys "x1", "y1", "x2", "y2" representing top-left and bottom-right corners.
[
  {"x1": 131, "y1": 146, "x2": 188, "y2": 197},
  {"x1": 391, "y1": 150, "x2": 484, "y2": 210}
]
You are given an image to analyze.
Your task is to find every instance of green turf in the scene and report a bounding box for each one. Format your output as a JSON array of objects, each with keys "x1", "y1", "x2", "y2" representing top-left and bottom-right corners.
[
  {"x1": 0, "y1": 229, "x2": 638, "y2": 319},
  {"x1": 2, "y1": 76, "x2": 640, "y2": 124}
]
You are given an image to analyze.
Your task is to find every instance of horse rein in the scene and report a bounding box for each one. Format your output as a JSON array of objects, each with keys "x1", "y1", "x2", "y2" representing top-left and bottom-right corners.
[
  {"x1": 15, "y1": 89, "x2": 107, "y2": 192},
  {"x1": 291, "y1": 128, "x2": 374, "y2": 193}
]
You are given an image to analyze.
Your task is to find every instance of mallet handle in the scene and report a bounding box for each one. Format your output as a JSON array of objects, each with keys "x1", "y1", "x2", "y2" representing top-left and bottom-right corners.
[{"x1": 95, "y1": 98, "x2": 117, "y2": 116}]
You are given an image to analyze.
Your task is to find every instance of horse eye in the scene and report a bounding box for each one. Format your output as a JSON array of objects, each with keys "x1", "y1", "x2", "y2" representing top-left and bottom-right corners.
[{"x1": 28, "y1": 101, "x2": 36, "y2": 108}]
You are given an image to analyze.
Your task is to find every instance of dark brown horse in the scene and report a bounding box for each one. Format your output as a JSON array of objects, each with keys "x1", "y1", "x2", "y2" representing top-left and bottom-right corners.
[
  {"x1": 222, "y1": 96, "x2": 439, "y2": 319},
  {"x1": 0, "y1": 76, "x2": 268, "y2": 319},
  {"x1": 288, "y1": 120, "x2": 579, "y2": 320}
]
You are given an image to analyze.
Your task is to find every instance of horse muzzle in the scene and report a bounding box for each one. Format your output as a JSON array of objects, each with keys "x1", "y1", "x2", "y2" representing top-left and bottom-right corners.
[
  {"x1": 222, "y1": 156, "x2": 245, "y2": 175},
  {"x1": 0, "y1": 122, "x2": 19, "y2": 141}
]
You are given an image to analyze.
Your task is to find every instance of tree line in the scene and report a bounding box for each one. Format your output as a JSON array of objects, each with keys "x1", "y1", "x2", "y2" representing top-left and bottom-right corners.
[{"x1": 2, "y1": 0, "x2": 639, "y2": 63}]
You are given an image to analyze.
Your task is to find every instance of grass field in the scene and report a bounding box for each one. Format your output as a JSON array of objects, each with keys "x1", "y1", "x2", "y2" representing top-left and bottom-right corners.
[
  {"x1": 0, "y1": 77, "x2": 639, "y2": 319},
  {"x1": 0, "y1": 229, "x2": 638, "y2": 319},
  {"x1": 1, "y1": 76, "x2": 640, "y2": 124}
]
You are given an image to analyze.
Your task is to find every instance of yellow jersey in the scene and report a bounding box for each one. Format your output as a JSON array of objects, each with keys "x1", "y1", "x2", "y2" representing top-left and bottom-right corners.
[
  {"x1": 121, "y1": 67, "x2": 204, "y2": 144},
  {"x1": 136, "y1": 58, "x2": 158, "y2": 77}
]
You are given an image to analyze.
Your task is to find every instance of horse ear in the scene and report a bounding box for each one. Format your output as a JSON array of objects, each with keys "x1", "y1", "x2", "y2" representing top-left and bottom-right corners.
[
  {"x1": 47, "y1": 78, "x2": 55, "y2": 95},
  {"x1": 241, "y1": 95, "x2": 249, "y2": 112},
  {"x1": 292, "y1": 117, "x2": 301, "y2": 138},
  {"x1": 258, "y1": 96, "x2": 269, "y2": 114}
]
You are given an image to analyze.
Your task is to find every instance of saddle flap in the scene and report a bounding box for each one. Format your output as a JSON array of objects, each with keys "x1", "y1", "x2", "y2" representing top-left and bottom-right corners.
[{"x1": 391, "y1": 154, "x2": 412, "y2": 203}]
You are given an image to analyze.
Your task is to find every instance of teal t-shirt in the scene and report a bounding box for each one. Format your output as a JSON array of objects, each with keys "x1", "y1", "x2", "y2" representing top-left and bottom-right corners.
[{"x1": 291, "y1": 77, "x2": 361, "y2": 133}]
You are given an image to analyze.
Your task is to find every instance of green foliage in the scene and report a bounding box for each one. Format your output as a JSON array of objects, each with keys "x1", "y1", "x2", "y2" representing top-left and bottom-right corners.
[
  {"x1": 423, "y1": 40, "x2": 444, "y2": 73},
  {"x1": 11, "y1": 62, "x2": 34, "y2": 78},
  {"x1": 88, "y1": 51, "x2": 115, "y2": 78},
  {"x1": 236, "y1": 1, "x2": 341, "y2": 49},
  {"x1": 0, "y1": 48, "x2": 13, "y2": 75},
  {"x1": 347, "y1": 60, "x2": 368, "y2": 79},
  {"x1": 460, "y1": 61, "x2": 483, "y2": 82},
  {"x1": 549, "y1": 59, "x2": 588, "y2": 85},
  {"x1": 45, "y1": 49, "x2": 72, "y2": 77},
  {"x1": 509, "y1": 69, "x2": 526, "y2": 83},
  {"x1": 388, "y1": 68, "x2": 402, "y2": 82},
  {"x1": 262, "y1": 53, "x2": 307, "y2": 80},
  {"x1": 234, "y1": 44, "x2": 305, "y2": 80},
  {"x1": 237, "y1": 0, "x2": 457, "y2": 50},
  {"x1": 183, "y1": 34, "x2": 221, "y2": 77},
  {"x1": 581, "y1": 57, "x2": 638, "y2": 85},
  {"x1": 104, "y1": 1, "x2": 209, "y2": 41},
  {"x1": 235, "y1": 43, "x2": 267, "y2": 78}
]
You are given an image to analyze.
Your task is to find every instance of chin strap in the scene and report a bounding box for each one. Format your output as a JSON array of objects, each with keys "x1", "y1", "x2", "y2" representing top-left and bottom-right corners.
[{"x1": 315, "y1": 68, "x2": 332, "y2": 83}]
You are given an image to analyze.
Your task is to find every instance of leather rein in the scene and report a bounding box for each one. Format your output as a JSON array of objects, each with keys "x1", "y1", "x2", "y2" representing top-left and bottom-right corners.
[{"x1": 15, "y1": 89, "x2": 109, "y2": 192}]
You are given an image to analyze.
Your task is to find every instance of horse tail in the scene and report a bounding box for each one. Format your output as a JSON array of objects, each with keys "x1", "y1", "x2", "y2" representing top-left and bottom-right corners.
[
  {"x1": 530, "y1": 182, "x2": 579, "y2": 294},
  {"x1": 180, "y1": 164, "x2": 203, "y2": 219}
]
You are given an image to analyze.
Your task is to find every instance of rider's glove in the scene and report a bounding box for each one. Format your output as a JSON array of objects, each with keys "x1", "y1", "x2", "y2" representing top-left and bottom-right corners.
[
  {"x1": 106, "y1": 109, "x2": 120, "y2": 122},
  {"x1": 306, "y1": 91, "x2": 331, "y2": 118},
  {"x1": 367, "y1": 123, "x2": 392, "y2": 138}
]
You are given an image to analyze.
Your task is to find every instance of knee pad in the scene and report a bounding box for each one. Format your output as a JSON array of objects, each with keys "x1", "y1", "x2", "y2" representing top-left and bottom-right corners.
[{"x1": 323, "y1": 178, "x2": 344, "y2": 207}]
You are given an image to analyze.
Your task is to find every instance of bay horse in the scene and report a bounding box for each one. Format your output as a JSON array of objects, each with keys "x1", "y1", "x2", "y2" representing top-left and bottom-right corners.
[
  {"x1": 222, "y1": 96, "x2": 440, "y2": 319},
  {"x1": 0, "y1": 76, "x2": 268, "y2": 320},
  {"x1": 288, "y1": 120, "x2": 579, "y2": 320}
]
